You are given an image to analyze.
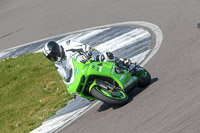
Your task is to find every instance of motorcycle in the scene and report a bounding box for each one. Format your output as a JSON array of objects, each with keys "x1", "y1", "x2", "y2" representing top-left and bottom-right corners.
[{"x1": 66, "y1": 58, "x2": 151, "y2": 106}]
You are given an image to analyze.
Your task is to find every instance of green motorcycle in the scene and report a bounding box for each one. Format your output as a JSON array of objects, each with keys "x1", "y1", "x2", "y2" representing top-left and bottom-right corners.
[{"x1": 66, "y1": 58, "x2": 151, "y2": 106}]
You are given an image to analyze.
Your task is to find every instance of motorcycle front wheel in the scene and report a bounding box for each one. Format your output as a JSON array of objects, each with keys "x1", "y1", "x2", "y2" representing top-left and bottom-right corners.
[
  {"x1": 91, "y1": 86, "x2": 129, "y2": 106},
  {"x1": 134, "y1": 66, "x2": 151, "y2": 87}
]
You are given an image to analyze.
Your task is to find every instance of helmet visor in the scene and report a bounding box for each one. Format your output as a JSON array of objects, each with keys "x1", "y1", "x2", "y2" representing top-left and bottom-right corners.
[
  {"x1": 46, "y1": 52, "x2": 58, "y2": 61},
  {"x1": 46, "y1": 47, "x2": 63, "y2": 61}
]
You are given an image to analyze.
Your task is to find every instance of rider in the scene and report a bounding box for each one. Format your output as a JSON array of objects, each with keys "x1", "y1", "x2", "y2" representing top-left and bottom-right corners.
[{"x1": 43, "y1": 40, "x2": 136, "y2": 84}]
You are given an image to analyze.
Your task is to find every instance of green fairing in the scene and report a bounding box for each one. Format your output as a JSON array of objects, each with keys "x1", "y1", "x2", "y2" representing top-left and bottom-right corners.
[{"x1": 65, "y1": 58, "x2": 150, "y2": 105}]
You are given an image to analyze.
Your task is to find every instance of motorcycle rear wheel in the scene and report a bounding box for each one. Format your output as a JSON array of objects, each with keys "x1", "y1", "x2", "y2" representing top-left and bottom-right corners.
[{"x1": 91, "y1": 86, "x2": 129, "y2": 106}]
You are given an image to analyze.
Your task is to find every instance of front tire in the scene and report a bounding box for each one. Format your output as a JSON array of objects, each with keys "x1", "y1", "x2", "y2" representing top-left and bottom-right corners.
[
  {"x1": 134, "y1": 66, "x2": 151, "y2": 87},
  {"x1": 91, "y1": 86, "x2": 129, "y2": 106}
]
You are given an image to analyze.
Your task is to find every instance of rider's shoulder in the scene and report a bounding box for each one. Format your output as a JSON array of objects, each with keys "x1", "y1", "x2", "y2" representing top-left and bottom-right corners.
[{"x1": 67, "y1": 40, "x2": 83, "y2": 46}]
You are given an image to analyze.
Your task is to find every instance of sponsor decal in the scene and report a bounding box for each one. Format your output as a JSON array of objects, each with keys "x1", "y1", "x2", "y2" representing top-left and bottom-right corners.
[
  {"x1": 119, "y1": 75, "x2": 124, "y2": 80},
  {"x1": 92, "y1": 65, "x2": 95, "y2": 69},
  {"x1": 111, "y1": 66, "x2": 115, "y2": 74},
  {"x1": 75, "y1": 68, "x2": 79, "y2": 74},
  {"x1": 82, "y1": 66, "x2": 88, "y2": 73},
  {"x1": 99, "y1": 66, "x2": 103, "y2": 72},
  {"x1": 124, "y1": 79, "x2": 133, "y2": 87}
]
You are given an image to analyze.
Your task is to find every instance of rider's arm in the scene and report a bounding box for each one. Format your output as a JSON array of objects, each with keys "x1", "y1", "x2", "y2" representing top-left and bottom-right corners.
[
  {"x1": 55, "y1": 64, "x2": 66, "y2": 80},
  {"x1": 55, "y1": 63, "x2": 72, "y2": 83},
  {"x1": 66, "y1": 41, "x2": 115, "y2": 62},
  {"x1": 65, "y1": 40, "x2": 92, "y2": 53}
]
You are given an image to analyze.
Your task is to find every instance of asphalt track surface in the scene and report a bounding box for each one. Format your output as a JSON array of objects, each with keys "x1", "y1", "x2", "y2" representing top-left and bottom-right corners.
[{"x1": 1, "y1": 0, "x2": 200, "y2": 133}]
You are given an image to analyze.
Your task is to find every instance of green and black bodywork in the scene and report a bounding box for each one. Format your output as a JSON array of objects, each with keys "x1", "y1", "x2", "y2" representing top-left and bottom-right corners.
[{"x1": 66, "y1": 58, "x2": 151, "y2": 106}]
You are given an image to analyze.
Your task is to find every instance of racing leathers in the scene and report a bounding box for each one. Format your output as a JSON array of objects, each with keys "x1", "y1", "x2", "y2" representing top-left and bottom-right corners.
[{"x1": 55, "y1": 40, "x2": 135, "y2": 85}]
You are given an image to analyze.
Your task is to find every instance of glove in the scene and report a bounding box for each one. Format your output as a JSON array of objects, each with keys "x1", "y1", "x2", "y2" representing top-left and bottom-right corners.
[
  {"x1": 81, "y1": 50, "x2": 92, "y2": 63},
  {"x1": 85, "y1": 50, "x2": 92, "y2": 58}
]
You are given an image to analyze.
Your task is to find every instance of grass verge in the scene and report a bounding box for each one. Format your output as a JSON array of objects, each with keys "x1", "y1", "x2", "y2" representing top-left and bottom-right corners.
[{"x1": 0, "y1": 53, "x2": 73, "y2": 133}]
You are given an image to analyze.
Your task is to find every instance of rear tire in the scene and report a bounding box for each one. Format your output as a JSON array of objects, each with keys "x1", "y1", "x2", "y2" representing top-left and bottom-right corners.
[{"x1": 91, "y1": 86, "x2": 129, "y2": 106}]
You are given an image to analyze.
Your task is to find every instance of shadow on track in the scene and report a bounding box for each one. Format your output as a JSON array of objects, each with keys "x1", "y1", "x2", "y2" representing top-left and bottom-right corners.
[
  {"x1": 197, "y1": 23, "x2": 200, "y2": 30},
  {"x1": 97, "y1": 77, "x2": 158, "y2": 112}
]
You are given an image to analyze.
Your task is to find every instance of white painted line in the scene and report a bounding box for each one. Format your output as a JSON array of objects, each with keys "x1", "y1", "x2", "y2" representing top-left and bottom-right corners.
[
  {"x1": 73, "y1": 28, "x2": 110, "y2": 42},
  {"x1": 0, "y1": 51, "x2": 11, "y2": 58},
  {"x1": 95, "y1": 28, "x2": 149, "y2": 52},
  {"x1": 139, "y1": 22, "x2": 163, "y2": 66},
  {"x1": 54, "y1": 101, "x2": 100, "y2": 133},
  {"x1": 109, "y1": 32, "x2": 150, "y2": 52},
  {"x1": 30, "y1": 105, "x2": 92, "y2": 133},
  {"x1": 57, "y1": 28, "x2": 110, "y2": 43},
  {"x1": 130, "y1": 49, "x2": 151, "y2": 64}
]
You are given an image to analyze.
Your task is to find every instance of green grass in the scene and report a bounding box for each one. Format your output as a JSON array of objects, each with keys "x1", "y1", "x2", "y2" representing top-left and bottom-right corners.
[{"x1": 0, "y1": 53, "x2": 73, "y2": 133}]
